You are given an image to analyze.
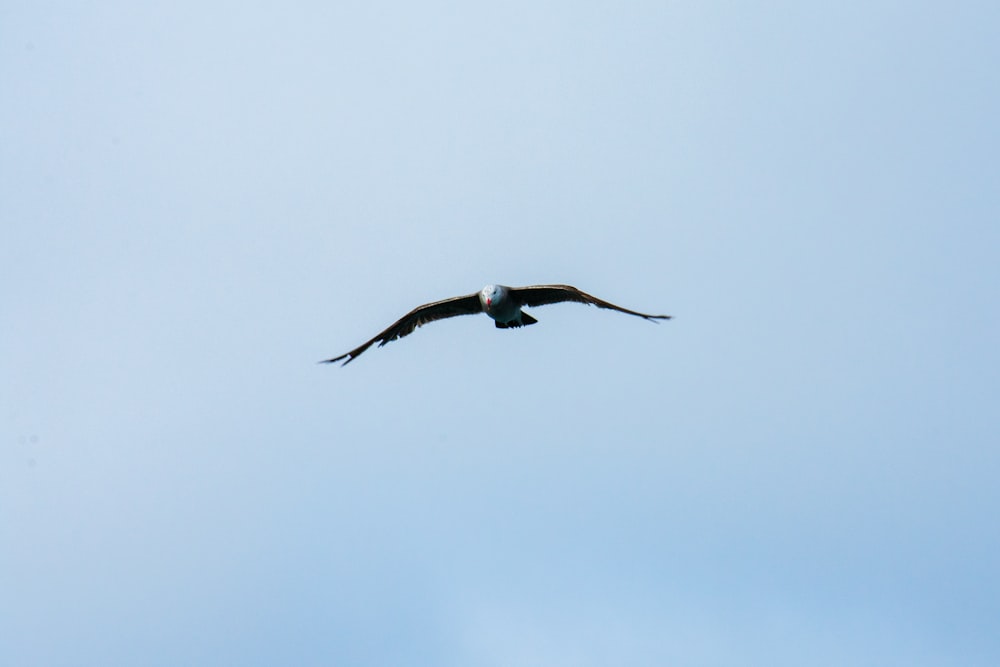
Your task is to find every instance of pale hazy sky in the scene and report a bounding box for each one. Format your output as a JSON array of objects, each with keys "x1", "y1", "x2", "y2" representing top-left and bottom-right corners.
[{"x1": 2, "y1": 2, "x2": 999, "y2": 665}]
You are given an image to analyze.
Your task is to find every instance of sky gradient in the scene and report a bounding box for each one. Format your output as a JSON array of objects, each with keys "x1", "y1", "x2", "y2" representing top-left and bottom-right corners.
[{"x1": 3, "y1": 2, "x2": 999, "y2": 665}]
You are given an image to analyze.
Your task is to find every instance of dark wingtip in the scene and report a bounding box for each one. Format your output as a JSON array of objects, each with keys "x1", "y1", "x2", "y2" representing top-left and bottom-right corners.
[{"x1": 319, "y1": 355, "x2": 349, "y2": 365}]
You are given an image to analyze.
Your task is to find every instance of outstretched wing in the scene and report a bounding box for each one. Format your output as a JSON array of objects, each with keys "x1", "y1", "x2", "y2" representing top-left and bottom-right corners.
[
  {"x1": 509, "y1": 284, "x2": 671, "y2": 321},
  {"x1": 321, "y1": 293, "x2": 482, "y2": 365}
]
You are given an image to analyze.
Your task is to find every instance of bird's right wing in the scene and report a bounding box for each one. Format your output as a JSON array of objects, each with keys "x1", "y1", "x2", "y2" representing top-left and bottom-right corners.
[
  {"x1": 321, "y1": 293, "x2": 482, "y2": 365},
  {"x1": 509, "y1": 284, "x2": 671, "y2": 321}
]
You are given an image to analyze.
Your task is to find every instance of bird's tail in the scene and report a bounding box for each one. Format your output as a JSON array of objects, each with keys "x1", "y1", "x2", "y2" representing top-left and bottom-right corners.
[{"x1": 495, "y1": 312, "x2": 539, "y2": 329}]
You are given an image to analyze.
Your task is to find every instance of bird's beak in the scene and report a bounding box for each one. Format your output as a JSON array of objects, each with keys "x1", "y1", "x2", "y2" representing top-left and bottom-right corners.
[{"x1": 486, "y1": 298, "x2": 492, "y2": 307}]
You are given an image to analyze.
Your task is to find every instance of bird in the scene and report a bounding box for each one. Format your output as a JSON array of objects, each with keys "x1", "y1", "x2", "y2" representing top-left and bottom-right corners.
[{"x1": 321, "y1": 283, "x2": 671, "y2": 366}]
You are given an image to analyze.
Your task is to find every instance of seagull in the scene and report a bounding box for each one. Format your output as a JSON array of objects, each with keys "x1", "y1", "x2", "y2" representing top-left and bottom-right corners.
[{"x1": 321, "y1": 283, "x2": 671, "y2": 365}]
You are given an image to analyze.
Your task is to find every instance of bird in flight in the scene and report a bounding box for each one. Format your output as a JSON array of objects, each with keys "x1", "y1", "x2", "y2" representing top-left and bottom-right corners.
[{"x1": 321, "y1": 283, "x2": 671, "y2": 366}]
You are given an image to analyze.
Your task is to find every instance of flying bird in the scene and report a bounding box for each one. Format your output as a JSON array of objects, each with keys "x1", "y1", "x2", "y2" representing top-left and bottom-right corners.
[{"x1": 321, "y1": 283, "x2": 671, "y2": 365}]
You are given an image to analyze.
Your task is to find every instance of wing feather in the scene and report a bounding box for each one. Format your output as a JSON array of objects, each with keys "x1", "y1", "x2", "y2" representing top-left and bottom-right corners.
[
  {"x1": 508, "y1": 284, "x2": 671, "y2": 321},
  {"x1": 321, "y1": 293, "x2": 482, "y2": 365}
]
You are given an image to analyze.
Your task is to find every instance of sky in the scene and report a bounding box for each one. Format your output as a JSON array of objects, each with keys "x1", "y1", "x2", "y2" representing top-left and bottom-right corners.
[{"x1": 2, "y1": 1, "x2": 999, "y2": 665}]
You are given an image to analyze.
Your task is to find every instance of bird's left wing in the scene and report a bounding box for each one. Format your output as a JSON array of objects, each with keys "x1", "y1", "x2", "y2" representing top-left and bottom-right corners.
[
  {"x1": 321, "y1": 292, "x2": 482, "y2": 365},
  {"x1": 509, "y1": 284, "x2": 671, "y2": 321}
]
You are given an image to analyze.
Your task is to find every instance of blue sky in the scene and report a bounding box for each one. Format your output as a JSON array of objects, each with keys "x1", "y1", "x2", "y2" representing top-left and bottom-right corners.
[{"x1": 2, "y1": 2, "x2": 999, "y2": 665}]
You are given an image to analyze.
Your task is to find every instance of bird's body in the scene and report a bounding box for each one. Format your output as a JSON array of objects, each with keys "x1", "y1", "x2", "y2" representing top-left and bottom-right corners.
[
  {"x1": 322, "y1": 283, "x2": 670, "y2": 365},
  {"x1": 480, "y1": 284, "x2": 538, "y2": 328}
]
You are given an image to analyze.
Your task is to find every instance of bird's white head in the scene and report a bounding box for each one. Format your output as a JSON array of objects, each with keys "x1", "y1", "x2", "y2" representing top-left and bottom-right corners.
[{"x1": 480, "y1": 284, "x2": 502, "y2": 310}]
